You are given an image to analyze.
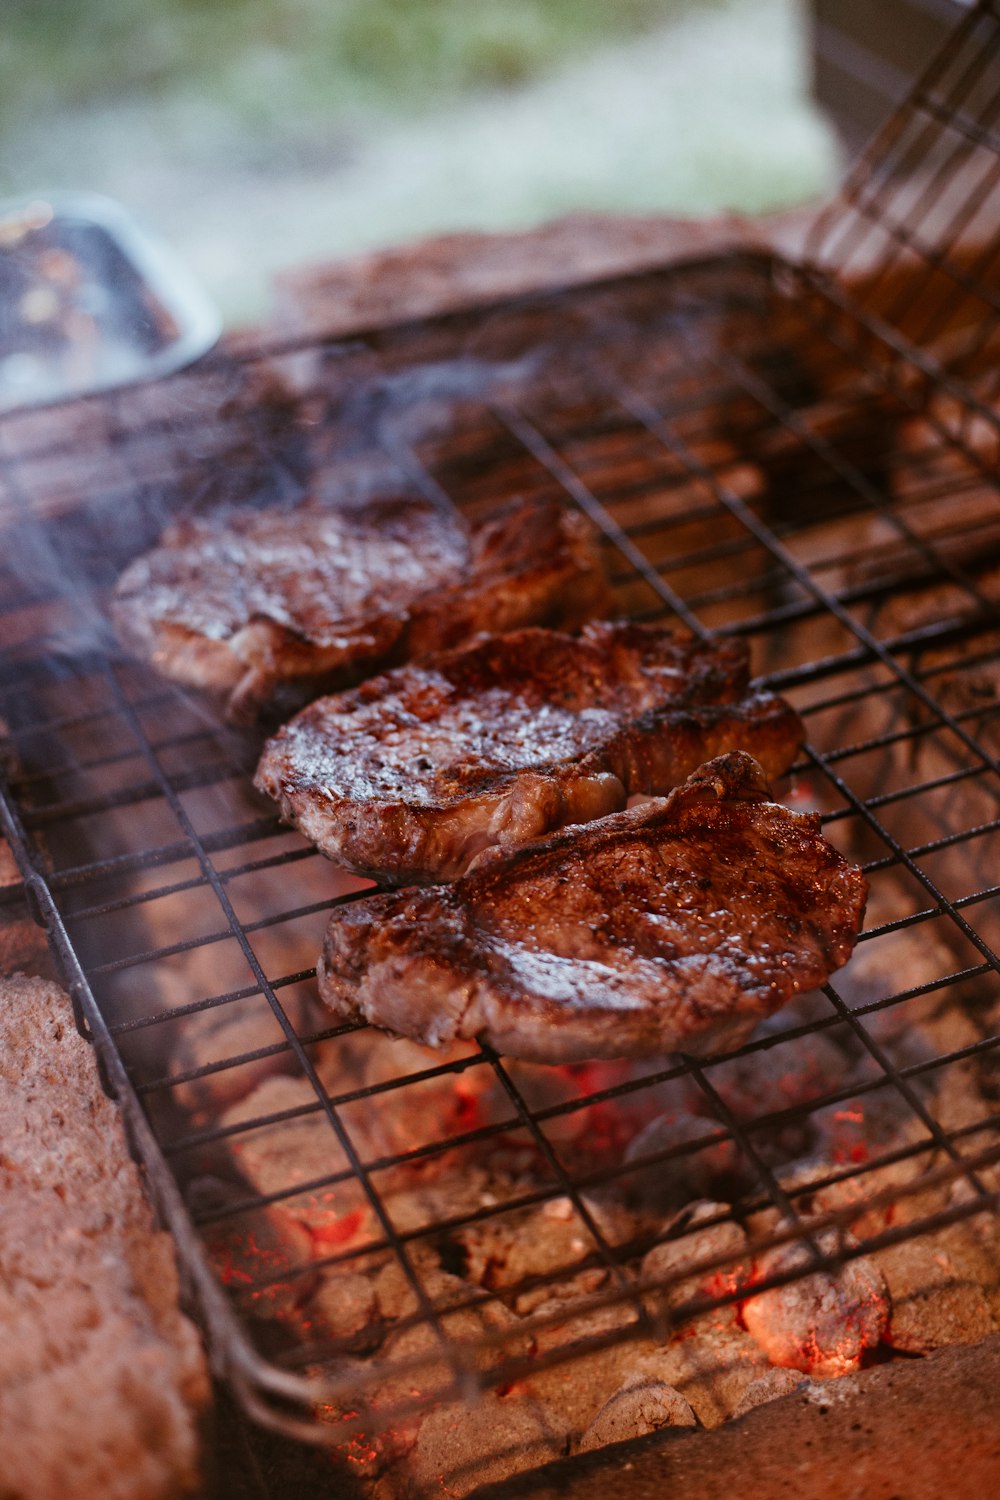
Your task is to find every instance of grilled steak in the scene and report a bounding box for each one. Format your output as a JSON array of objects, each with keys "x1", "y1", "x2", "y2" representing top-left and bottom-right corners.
[
  {"x1": 317, "y1": 752, "x2": 867, "y2": 1063},
  {"x1": 113, "y1": 494, "x2": 608, "y2": 721},
  {"x1": 256, "y1": 621, "x2": 804, "y2": 882}
]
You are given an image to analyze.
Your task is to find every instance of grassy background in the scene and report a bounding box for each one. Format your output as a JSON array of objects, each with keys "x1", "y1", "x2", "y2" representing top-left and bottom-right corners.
[
  {"x1": 2, "y1": 0, "x2": 717, "y2": 131},
  {"x1": 1, "y1": 0, "x2": 837, "y2": 323}
]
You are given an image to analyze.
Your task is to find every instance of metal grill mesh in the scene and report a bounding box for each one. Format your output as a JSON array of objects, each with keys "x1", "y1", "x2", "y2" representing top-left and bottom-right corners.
[{"x1": 3, "y1": 4, "x2": 1000, "y2": 1454}]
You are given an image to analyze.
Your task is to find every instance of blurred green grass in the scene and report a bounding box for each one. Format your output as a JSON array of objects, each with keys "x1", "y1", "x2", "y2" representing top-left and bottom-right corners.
[
  {"x1": 3, "y1": 0, "x2": 713, "y2": 131},
  {"x1": 2, "y1": 0, "x2": 835, "y2": 323}
]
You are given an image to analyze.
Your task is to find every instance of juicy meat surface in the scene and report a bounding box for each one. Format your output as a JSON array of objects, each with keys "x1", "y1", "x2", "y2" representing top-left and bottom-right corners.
[
  {"x1": 112, "y1": 494, "x2": 608, "y2": 721},
  {"x1": 256, "y1": 621, "x2": 804, "y2": 882},
  {"x1": 317, "y1": 752, "x2": 868, "y2": 1063}
]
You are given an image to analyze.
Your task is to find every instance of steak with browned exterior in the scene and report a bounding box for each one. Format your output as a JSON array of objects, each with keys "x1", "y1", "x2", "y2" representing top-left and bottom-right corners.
[
  {"x1": 113, "y1": 495, "x2": 608, "y2": 721},
  {"x1": 256, "y1": 622, "x2": 803, "y2": 882},
  {"x1": 317, "y1": 752, "x2": 867, "y2": 1063}
]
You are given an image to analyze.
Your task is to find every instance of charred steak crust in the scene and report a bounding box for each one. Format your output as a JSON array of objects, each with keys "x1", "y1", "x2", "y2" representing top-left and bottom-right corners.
[
  {"x1": 317, "y1": 752, "x2": 867, "y2": 1063},
  {"x1": 255, "y1": 621, "x2": 804, "y2": 882},
  {"x1": 112, "y1": 494, "x2": 608, "y2": 721}
]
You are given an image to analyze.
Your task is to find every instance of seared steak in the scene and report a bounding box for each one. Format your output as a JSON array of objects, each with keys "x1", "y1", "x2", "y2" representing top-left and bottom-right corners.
[
  {"x1": 113, "y1": 495, "x2": 608, "y2": 721},
  {"x1": 256, "y1": 621, "x2": 803, "y2": 882},
  {"x1": 317, "y1": 752, "x2": 868, "y2": 1063}
]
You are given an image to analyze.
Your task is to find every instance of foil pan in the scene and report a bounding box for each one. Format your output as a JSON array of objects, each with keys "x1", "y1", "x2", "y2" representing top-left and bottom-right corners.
[{"x1": 0, "y1": 192, "x2": 221, "y2": 412}]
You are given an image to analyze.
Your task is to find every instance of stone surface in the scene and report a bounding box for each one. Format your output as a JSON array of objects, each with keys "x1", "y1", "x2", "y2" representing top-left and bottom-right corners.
[
  {"x1": 0, "y1": 973, "x2": 210, "y2": 1500},
  {"x1": 268, "y1": 211, "x2": 783, "y2": 341},
  {"x1": 473, "y1": 1334, "x2": 1000, "y2": 1500},
  {"x1": 732, "y1": 1366, "x2": 810, "y2": 1416}
]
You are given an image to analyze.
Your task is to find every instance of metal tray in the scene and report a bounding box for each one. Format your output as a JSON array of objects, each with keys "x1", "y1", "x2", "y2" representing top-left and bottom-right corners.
[{"x1": 0, "y1": 192, "x2": 220, "y2": 412}]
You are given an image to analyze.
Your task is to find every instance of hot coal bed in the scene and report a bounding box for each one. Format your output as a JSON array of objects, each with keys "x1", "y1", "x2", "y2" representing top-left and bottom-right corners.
[{"x1": 5, "y1": 15, "x2": 1000, "y2": 1493}]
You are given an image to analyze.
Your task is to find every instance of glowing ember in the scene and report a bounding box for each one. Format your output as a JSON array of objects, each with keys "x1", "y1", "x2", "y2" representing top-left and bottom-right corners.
[
  {"x1": 310, "y1": 1206, "x2": 367, "y2": 1247},
  {"x1": 200, "y1": 1206, "x2": 313, "y2": 1319},
  {"x1": 742, "y1": 1231, "x2": 890, "y2": 1377}
]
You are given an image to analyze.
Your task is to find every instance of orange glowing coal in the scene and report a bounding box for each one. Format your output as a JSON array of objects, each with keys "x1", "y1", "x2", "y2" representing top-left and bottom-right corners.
[
  {"x1": 311, "y1": 1206, "x2": 367, "y2": 1247},
  {"x1": 742, "y1": 1231, "x2": 889, "y2": 1377}
]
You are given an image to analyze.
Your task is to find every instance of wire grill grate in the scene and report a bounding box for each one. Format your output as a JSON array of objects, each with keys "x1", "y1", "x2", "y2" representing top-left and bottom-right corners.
[{"x1": 3, "y1": 8, "x2": 1000, "y2": 1453}]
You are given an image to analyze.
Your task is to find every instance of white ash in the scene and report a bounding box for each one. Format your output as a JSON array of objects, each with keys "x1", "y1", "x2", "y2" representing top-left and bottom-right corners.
[
  {"x1": 218, "y1": 1074, "x2": 362, "y2": 1240},
  {"x1": 167, "y1": 985, "x2": 320, "y2": 1119},
  {"x1": 933, "y1": 1057, "x2": 997, "y2": 1134},
  {"x1": 327, "y1": 1033, "x2": 503, "y2": 1162},
  {"x1": 372, "y1": 1259, "x2": 495, "y2": 1328},
  {"x1": 453, "y1": 1196, "x2": 619, "y2": 1311},
  {"x1": 363, "y1": 1275, "x2": 532, "y2": 1451},
  {"x1": 524, "y1": 1291, "x2": 652, "y2": 1433},
  {"x1": 304, "y1": 1271, "x2": 382, "y2": 1355},
  {"x1": 742, "y1": 1144, "x2": 998, "y2": 1358},
  {"x1": 707, "y1": 1024, "x2": 848, "y2": 1125}
]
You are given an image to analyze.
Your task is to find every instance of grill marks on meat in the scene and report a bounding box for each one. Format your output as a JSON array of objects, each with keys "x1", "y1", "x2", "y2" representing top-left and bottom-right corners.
[
  {"x1": 317, "y1": 752, "x2": 868, "y2": 1063},
  {"x1": 113, "y1": 494, "x2": 608, "y2": 721},
  {"x1": 255, "y1": 622, "x2": 804, "y2": 883}
]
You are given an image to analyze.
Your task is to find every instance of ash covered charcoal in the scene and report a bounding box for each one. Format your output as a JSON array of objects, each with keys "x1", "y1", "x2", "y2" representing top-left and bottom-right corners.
[
  {"x1": 874, "y1": 1212, "x2": 1000, "y2": 1355},
  {"x1": 630, "y1": 1202, "x2": 767, "y2": 1426},
  {"x1": 704, "y1": 1017, "x2": 853, "y2": 1167},
  {"x1": 577, "y1": 1377, "x2": 696, "y2": 1451},
  {"x1": 520, "y1": 1291, "x2": 662, "y2": 1435},
  {"x1": 614, "y1": 1010, "x2": 877, "y2": 1219},
  {"x1": 524, "y1": 1268, "x2": 755, "y2": 1439},
  {"x1": 318, "y1": 752, "x2": 868, "y2": 1063},
  {"x1": 166, "y1": 985, "x2": 322, "y2": 1121},
  {"x1": 741, "y1": 1140, "x2": 947, "y2": 1264},
  {"x1": 113, "y1": 493, "x2": 608, "y2": 722},
  {"x1": 622, "y1": 1108, "x2": 742, "y2": 1217},
  {"x1": 452, "y1": 1194, "x2": 629, "y2": 1315},
  {"x1": 217, "y1": 1066, "x2": 499, "y2": 1256},
  {"x1": 741, "y1": 1229, "x2": 889, "y2": 1378},
  {"x1": 217, "y1": 1074, "x2": 377, "y2": 1246},
  {"x1": 301, "y1": 1271, "x2": 384, "y2": 1357},
  {"x1": 640, "y1": 1199, "x2": 751, "y2": 1327},
  {"x1": 402, "y1": 1392, "x2": 571, "y2": 1499},
  {"x1": 328, "y1": 1033, "x2": 509, "y2": 1164},
  {"x1": 334, "y1": 1267, "x2": 544, "y2": 1495},
  {"x1": 376, "y1": 1271, "x2": 528, "y2": 1400},
  {"x1": 210, "y1": 1039, "x2": 538, "y2": 1292},
  {"x1": 628, "y1": 1328, "x2": 769, "y2": 1429},
  {"x1": 255, "y1": 620, "x2": 803, "y2": 883}
]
